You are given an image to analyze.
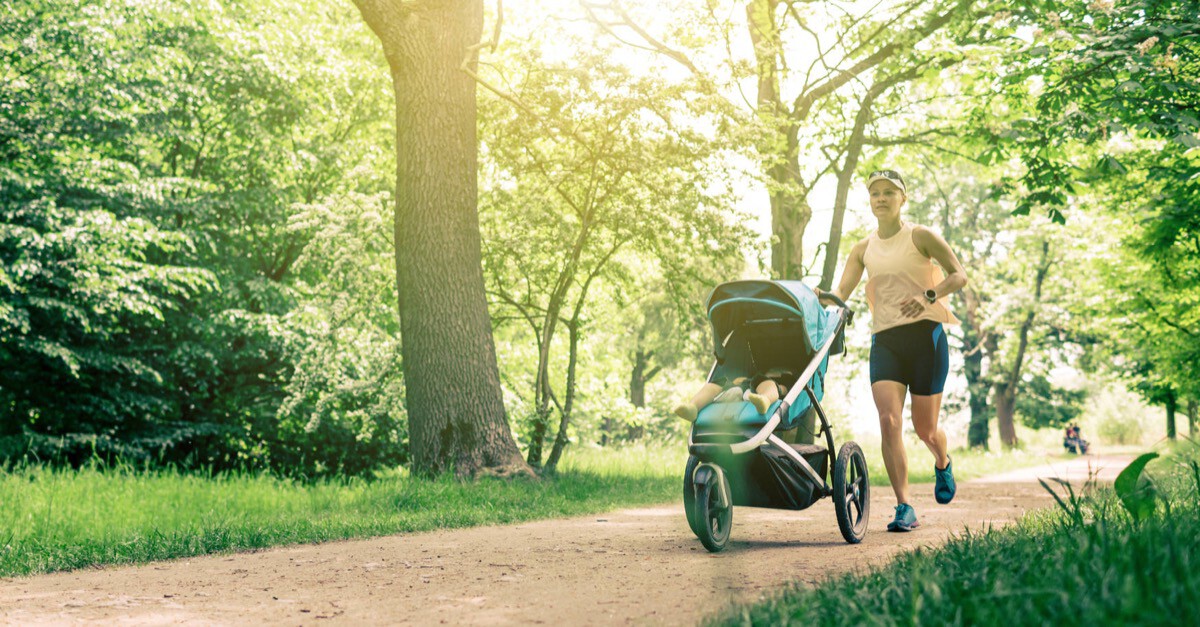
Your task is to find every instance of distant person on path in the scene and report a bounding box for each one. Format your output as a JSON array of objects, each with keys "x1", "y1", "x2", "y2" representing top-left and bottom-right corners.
[
  {"x1": 816, "y1": 169, "x2": 968, "y2": 532},
  {"x1": 1063, "y1": 423, "x2": 1089, "y2": 454}
]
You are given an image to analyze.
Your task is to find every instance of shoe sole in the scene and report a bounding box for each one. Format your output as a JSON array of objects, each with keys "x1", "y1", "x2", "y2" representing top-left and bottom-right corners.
[{"x1": 886, "y1": 521, "x2": 920, "y2": 532}]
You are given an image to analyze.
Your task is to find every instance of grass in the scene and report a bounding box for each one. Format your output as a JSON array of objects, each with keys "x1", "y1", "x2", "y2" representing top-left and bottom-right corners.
[
  {"x1": 710, "y1": 440, "x2": 1200, "y2": 626},
  {"x1": 0, "y1": 445, "x2": 685, "y2": 578},
  {"x1": 0, "y1": 437, "x2": 1066, "y2": 580}
]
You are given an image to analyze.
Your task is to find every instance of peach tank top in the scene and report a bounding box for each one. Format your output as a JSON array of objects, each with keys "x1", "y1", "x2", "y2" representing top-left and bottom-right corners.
[{"x1": 863, "y1": 222, "x2": 961, "y2": 335}]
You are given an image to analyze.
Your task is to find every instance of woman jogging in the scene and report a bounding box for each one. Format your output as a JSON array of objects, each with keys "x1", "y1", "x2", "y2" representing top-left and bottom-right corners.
[{"x1": 817, "y1": 169, "x2": 968, "y2": 532}]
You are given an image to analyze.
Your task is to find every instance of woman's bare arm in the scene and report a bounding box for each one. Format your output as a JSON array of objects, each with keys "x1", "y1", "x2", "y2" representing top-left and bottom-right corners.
[
  {"x1": 913, "y1": 226, "x2": 968, "y2": 297},
  {"x1": 821, "y1": 239, "x2": 868, "y2": 302}
]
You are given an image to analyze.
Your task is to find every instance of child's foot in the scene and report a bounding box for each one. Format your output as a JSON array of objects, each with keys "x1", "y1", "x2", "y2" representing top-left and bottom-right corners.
[
  {"x1": 746, "y1": 392, "x2": 770, "y2": 414},
  {"x1": 673, "y1": 402, "x2": 698, "y2": 423},
  {"x1": 935, "y1": 456, "x2": 956, "y2": 504}
]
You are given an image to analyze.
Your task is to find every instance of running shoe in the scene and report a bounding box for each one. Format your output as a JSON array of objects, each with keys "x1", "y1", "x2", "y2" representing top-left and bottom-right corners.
[
  {"x1": 935, "y1": 456, "x2": 956, "y2": 504},
  {"x1": 886, "y1": 503, "x2": 919, "y2": 532}
]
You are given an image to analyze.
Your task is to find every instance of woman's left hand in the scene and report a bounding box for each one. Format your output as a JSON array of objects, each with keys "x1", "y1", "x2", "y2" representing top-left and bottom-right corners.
[{"x1": 899, "y1": 296, "x2": 927, "y2": 318}]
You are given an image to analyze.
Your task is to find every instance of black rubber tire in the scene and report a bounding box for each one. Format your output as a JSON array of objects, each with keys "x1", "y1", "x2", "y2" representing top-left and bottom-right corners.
[
  {"x1": 695, "y1": 468, "x2": 732, "y2": 553},
  {"x1": 683, "y1": 455, "x2": 702, "y2": 538},
  {"x1": 833, "y1": 441, "x2": 870, "y2": 544}
]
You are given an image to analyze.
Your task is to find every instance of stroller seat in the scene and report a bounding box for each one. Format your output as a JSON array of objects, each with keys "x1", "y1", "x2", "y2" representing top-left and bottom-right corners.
[{"x1": 695, "y1": 399, "x2": 783, "y2": 428}]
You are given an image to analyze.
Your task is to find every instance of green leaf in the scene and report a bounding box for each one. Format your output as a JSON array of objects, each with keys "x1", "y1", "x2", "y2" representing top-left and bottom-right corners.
[{"x1": 1114, "y1": 452, "x2": 1160, "y2": 522}]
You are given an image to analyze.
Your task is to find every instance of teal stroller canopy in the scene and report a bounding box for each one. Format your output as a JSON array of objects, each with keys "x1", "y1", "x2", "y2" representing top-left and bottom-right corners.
[{"x1": 706, "y1": 280, "x2": 837, "y2": 363}]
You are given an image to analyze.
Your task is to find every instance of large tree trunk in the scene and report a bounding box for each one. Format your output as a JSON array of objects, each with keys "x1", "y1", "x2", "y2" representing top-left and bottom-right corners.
[{"x1": 355, "y1": 0, "x2": 529, "y2": 478}]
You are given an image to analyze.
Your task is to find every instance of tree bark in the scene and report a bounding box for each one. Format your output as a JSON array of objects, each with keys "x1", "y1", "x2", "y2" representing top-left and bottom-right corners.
[
  {"x1": 960, "y1": 286, "x2": 990, "y2": 449},
  {"x1": 746, "y1": 0, "x2": 810, "y2": 278},
  {"x1": 544, "y1": 320, "x2": 579, "y2": 473},
  {"x1": 629, "y1": 347, "x2": 662, "y2": 408},
  {"x1": 993, "y1": 381, "x2": 1017, "y2": 447},
  {"x1": 355, "y1": 0, "x2": 529, "y2": 478},
  {"x1": 1188, "y1": 399, "x2": 1197, "y2": 437},
  {"x1": 1166, "y1": 390, "x2": 1177, "y2": 440}
]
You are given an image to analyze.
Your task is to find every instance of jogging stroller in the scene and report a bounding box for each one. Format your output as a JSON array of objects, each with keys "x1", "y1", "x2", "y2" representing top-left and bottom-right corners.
[{"x1": 683, "y1": 280, "x2": 867, "y2": 552}]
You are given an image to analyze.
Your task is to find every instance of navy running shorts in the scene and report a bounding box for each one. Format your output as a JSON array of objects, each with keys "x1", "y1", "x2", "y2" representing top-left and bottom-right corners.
[{"x1": 869, "y1": 320, "x2": 949, "y2": 395}]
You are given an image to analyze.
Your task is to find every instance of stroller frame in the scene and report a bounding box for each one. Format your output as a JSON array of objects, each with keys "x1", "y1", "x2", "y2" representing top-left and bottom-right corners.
[{"x1": 683, "y1": 280, "x2": 868, "y2": 552}]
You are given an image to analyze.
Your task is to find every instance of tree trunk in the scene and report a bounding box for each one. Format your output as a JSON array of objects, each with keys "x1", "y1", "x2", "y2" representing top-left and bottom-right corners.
[
  {"x1": 960, "y1": 287, "x2": 990, "y2": 449},
  {"x1": 1188, "y1": 399, "x2": 1197, "y2": 437},
  {"x1": 820, "y1": 115, "x2": 867, "y2": 290},
  {"x1": 545, "y1": 321, "x2": 580, "y2": 473},
  {"x1": 355, "y1": 0, "x2": 529, "y2": 478},
  {"x1": 991, "y1": 240, "x2": 1052, "y2": 450},
  {"x1": 629, "y1": 349, "x2": 647, "y2": 408},
  {"x1": 820, "y1": 64, "x2": 938, "y2": 289},
  {"x1": 628, "y1": 347, "x2": 661, "y2": 409},
  {"x1": 993, "y1": 381, "x2": 1018, "y2": 448},
  {"x1": 746, "y1": 0, "x2": 810, "y2": 279},
  {"x1": 1166, "y1": 390, "x2": 1177, "y2": 441}
]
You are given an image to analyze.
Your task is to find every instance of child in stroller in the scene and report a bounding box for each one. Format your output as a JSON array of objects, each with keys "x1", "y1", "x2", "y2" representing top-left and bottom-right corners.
[
  {"x1": 673, "y1": 368, "x2": 793, "y2": 423},
  {"x1": 1063, "y1": 423, "x2": 1089, "y2": 455}
]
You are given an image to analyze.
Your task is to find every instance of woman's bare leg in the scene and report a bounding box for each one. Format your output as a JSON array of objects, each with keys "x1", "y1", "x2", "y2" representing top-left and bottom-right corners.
[
  {"x1": 872, "y1": 380, "x2": 910, "y2": 504},
  {"x1": 911, "y1": 393, "x2": 949, "y2": 469}
]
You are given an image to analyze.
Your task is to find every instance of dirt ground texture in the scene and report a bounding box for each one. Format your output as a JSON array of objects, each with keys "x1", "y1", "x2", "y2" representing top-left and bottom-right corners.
[{"x1": 0, "y1": 455, "x2": 1132, "y2": 626}]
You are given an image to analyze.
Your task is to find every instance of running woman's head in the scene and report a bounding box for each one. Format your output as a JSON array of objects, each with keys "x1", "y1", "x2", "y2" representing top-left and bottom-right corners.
[{"x1": 867, "y1": 169, "x2": 907, "y2": 222}]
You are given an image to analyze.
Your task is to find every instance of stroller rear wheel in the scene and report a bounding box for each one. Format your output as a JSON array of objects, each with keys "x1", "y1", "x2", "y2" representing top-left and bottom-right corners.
[
  {"x1": 695, "y1": 466, "x2": 732, "y2": 553},
  {"x1": 833, "y1": 441, "x2": 870, "y2": 543}
]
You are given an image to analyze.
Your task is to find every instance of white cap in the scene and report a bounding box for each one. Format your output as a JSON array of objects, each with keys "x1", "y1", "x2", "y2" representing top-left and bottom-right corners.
[{"x1": 866, "y1": 169, "x2": 907, "y2": 194}]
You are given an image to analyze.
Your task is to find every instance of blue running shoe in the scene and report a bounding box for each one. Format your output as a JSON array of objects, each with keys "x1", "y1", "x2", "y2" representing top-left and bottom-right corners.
[
  {"x1": 935, "y1": 456, "x2": 956, "y2": 504},
  {"x1": 886, "y1": 503, "x2": 919, "y2": 532}
]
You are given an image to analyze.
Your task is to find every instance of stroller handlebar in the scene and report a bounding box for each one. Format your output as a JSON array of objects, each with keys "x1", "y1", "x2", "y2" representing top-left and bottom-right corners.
[{"x1": 816, "y1": 289, "x2": 850, "y2": 312}]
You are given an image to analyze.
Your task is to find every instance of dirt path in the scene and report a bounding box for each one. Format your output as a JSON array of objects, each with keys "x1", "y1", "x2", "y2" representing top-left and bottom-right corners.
[{"x1": 0, "y1": 454, "x2": 1131, "y2": 626}]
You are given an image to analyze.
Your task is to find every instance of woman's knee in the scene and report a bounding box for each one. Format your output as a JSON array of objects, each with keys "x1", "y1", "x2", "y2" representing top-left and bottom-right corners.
[
  {"x1": 877, "y1": 412, "x2": 903, "y2": 433},
  {"x1": 913, "y1": 423, "x2": 941, "y2": 444}
]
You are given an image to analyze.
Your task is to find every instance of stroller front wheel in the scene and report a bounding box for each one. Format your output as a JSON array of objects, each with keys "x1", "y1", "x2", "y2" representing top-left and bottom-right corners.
[
  {"x1": 833, "y1": 441, "x2": 870, "y2": 543},
  {"x1": 694, "y1": 466, "x2": 732, "y2": 553},
  {"x1": 683, "y1": 455, "x2": 702, "y2": 538}
]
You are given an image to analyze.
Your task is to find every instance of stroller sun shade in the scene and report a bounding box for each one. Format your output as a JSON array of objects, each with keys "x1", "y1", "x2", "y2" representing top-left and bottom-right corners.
[{"x1": 706, "y1": 280, "x2": 834, "y2": 364}]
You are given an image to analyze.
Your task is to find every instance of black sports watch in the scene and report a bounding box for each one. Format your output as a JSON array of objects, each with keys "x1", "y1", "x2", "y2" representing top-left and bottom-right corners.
[{"x1": 923, "y1": 289, "x2": 938, "y2": 304}]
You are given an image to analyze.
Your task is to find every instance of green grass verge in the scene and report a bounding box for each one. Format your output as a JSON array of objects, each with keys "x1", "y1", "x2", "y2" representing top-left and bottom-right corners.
[
  {"x1": 0, "y1": 445, "x2": 685, "y2": 578},
  {"x1": 710, "y1": 441, "x2": 1200, "y2": 626},
  {"x1": 0, "y1": 439, "x2": 1069, "y2": 579}
]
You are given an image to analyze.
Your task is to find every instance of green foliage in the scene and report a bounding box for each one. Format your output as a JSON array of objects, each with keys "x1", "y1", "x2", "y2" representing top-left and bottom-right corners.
[
  {"x1": 477, "y1": 23, "x2": 752, "y2": 458},
  {"x1": 1113, "y1": 452, "x2": 1160, "y2": 522},
  {"x1": 1015, "y1": 374, "x2": 1087, "y2": 429},
  {"x1": 0, "y1": 0, "x2": 400, "y2": 476},
  {"x1": 977, "y1": 0, "x2": 1200, "y2": 415}
]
